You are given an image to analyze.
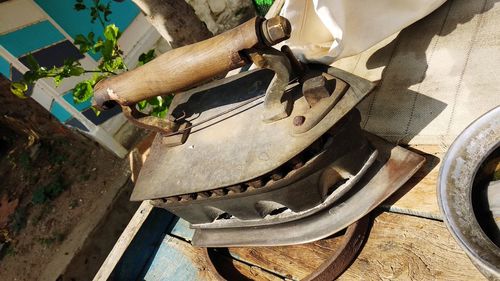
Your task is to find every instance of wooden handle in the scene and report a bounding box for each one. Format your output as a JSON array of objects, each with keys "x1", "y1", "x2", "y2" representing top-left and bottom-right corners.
[{"x1": 93, "y1": 16, "x2": 290, "y2": 109}]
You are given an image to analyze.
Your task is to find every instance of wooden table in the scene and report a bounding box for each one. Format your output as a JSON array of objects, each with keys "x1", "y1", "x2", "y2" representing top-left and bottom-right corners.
[{"x1": 94, "y1": 144, "x2": 486, "y2": 281}]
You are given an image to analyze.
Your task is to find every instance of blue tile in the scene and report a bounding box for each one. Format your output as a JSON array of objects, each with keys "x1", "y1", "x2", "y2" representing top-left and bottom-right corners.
[
  {"x1": 0, "y1": 56, "x2": 10, "y2": 79},
  {"x1": 63, "y1": 91, "x2": 91, "y2": 112},
  {"x1": 35, "y1": 0, "x2": 140, "y2": 60},
  {"x1": 19, "y1": 40, "x2": 84, "y2": 70},
  {"x1": 66, "y1": 118, "x2": 89, "y2": 132},
  {"x1": 50, "y1": 101, "x2": 72, "y2": 122},
  {"x1": 0, "y1": 21, "x2": 65, "y2": 57},
  {"x1": 82, "y1": 104, "x2": 121, "y2": 125}
]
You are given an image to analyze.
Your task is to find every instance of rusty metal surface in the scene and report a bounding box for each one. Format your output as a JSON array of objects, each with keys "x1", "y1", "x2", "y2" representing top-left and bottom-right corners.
[
  {"x1": 248, "y1": 48, "x2": 293, "y2": 122},
  {"x1": 303, "y1": 216, "x2": 370, "y2": 281},
  {"x1": 202, "y1": 216, "x2": 370, "y2": 281},
  {"x1": 191, "y1": 133, "x2": 425, "y2": 247},
  {"x1": 293, "y1": 73, "x2": 349, "y2": 134},
  {"x1": 131, "y1": 66, "x2": 375, "y2": 201},
  {"x1": 438, "y1": 106, "x2": 500, "y2": 280},
  {"x1": 151, "y1": 111, "x2": 377, "y2": 228}
]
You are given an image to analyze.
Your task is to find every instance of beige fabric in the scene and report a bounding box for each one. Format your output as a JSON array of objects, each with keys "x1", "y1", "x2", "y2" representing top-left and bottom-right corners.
[
  {"x1": 280, "y1": 0, "x2": 446, "y2": 64},
  {"x1": 353, "y1": 0, "x2": 500, "y2": 146},
  {"x1": 281, "y1": 0, "x2": 500, "y2": 147}
]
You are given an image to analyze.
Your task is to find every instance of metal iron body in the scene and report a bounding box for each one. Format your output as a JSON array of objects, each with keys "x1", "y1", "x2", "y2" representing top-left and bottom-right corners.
[{"x1": 130, "y1": 61, "x2": 426, "y2": 247}]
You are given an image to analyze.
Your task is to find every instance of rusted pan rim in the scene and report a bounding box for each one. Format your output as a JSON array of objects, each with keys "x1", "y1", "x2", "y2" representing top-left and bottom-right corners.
[
  {"x1": 203, "y1": 216, "x2": 370, "y2": 281},
  {"x1": 438, "y1": 106, "x2": 500, "y2": 280}
]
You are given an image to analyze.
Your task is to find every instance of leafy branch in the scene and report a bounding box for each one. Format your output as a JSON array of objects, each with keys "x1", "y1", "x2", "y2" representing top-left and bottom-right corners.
[{"x1": 11, "y1": 0, "x2": 169, "y2": 118}]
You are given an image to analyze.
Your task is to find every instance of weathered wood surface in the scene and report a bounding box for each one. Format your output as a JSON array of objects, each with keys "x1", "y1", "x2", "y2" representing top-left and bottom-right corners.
[
  {"x1": 217, "y1": 212, "x2": 484, "y2": 281},
  {"x1": 93, "y1": 201, "x2": 154, "y2": 281},
  {"x1": 141, "y1": 234, "x2": 283, "y2": 281},
  {"x1": 339, "y1": 212, "x2": 485, "y2": 281},
  {"x1": 226, "y1": 233, "x2": 344, "y2": 280}
]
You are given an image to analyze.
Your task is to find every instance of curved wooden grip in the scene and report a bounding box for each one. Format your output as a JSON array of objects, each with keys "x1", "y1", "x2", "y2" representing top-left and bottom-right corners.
[{"x1": 93, "y1": 17, "x2": 267, "y2": 109}]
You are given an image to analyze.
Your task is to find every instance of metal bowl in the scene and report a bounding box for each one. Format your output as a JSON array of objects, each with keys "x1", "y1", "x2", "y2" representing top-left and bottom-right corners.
[{"x1": 438, "y1": 106, "x2": 500, "y2": 280}]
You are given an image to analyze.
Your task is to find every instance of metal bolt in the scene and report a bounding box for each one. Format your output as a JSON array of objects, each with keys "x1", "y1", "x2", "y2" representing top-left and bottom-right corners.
[
  {"x1": 293, "y1": 115, "x2": 306, "y2": 126},
  {"x1": 262, "y1": 16, "x2": 291, "y2": 46},
  {"x1": 303, "y1": 75, "x2": 334, "y2": 107}
]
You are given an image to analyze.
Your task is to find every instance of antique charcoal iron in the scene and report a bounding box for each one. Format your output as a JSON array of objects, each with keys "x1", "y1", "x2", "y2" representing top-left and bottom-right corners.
[{"x1": 93, "y1": 16, "x2": 425, "y2": 247}]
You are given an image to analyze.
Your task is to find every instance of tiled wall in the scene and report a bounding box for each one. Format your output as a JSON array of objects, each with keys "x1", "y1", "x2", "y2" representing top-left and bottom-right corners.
[{"x1": 0, "y1": 0, "x2": 148, "y2": 157}]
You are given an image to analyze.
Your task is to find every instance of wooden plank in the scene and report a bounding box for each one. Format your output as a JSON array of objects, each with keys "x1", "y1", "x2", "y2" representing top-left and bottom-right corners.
[
  {"x1": 94, "y1": 202, "x2": 175, "y2": 281},
  {"x1": 94, "y1": 200, "x2": 154, "y2": 281},
  {"x1": 140, "y1": 234, "x2": 283, "y2": 281},
  {"x1": 382, "y1": 144, "x2": 445, "y2": 219},
  {"x1": 224, "y1": 233, "x2": 344, "y2": 280},
  {"x1": 340, "y1": 212, "x2": 485, "y2": 280},
  {"x1": 224, "y1": 212, "x2": 484, "y2": 281},
  {"x1": 170, "y1": 217, "x2": 195, "y2": 241}
]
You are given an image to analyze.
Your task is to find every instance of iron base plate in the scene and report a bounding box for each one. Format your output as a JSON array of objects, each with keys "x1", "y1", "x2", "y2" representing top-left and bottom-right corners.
[{"x1": 192, "y1": 133, "x2": 425, "y2": 247}]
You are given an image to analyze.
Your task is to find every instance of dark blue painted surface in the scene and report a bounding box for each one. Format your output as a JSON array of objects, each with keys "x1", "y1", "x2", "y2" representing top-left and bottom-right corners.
[
  {"x1": 35, "y1": 0, "x2": 140, "y2": 60},
  {"x1": 82, "y1": 104, "x2": 121, "y2": 125},
  {"x1": 111, "y1": 208, "x2": 175, "y2": 281},
  {"x1": 0, "y1": 21, "x2": 65, "y2": 57},
  {"x1": 66, "y1": 117, "x2": 90, "y2": 132},
  {"x1": 19, "y1": 40, "x2": 84, "y2": 70}
]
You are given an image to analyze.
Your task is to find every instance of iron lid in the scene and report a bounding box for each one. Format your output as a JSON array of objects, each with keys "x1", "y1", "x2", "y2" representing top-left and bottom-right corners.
[{"x1": 131, "y1": 66, "x2": 375, "y2": 200}]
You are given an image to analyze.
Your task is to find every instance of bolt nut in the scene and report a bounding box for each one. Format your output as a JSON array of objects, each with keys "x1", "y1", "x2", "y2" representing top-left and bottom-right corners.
[
  {"x1": 303, "y1": 75, "x2": 334, "y2": 107},
  {"x1": 262, "y1": 16, "x2": 291, "y2": 46}
]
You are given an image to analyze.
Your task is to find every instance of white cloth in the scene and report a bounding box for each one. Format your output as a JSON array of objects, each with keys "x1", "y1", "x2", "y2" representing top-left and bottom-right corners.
[{"x1": 280, "y1": 0, "x2": 447, "y2": 64}]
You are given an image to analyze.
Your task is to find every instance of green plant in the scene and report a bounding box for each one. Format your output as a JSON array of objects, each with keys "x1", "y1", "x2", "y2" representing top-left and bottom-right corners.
[
  {"x1": 11, "y1": 0, "x2": 169, "y2": 117},
  {"x1": 32, "y1": 177, "x2": 67, "y2": 204},
  {"x1": 254, "y1": 0, "x2": 274, "y2": 16}
]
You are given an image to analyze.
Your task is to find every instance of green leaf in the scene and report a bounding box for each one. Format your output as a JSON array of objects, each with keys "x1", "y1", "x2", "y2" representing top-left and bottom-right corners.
[
  {"x1": 74, "y1": 34, "x2": 91, "y2": 53},
  {"x1": 103, "y1": 3, "x2": 112, "y2": 21},
  {"x1": 91, "y1": 106, "x2": 101, "y2": 116},
  {"x1": 101, "y1": 39, "x2": 115, "y2": 60},
  {"x1": 73, "y1": 80, "x2": 94, "y2": 103},
  {"x1": 147, "y1": 96, "x2": 160, "y2": 106},
  {"x1": 90, "y1": 7, "x2": 98, "y2": 23},
  {"x1": 104, "y1": 24, "x2": 119, "y2": 41},
  {"x1": 10, "y1": 82, "x2": 28, "y2": 99},
  {"x1": 23, "y1": 70, "x2": 39, "y2": 84},
  {"x1": 137, "y1": 100, "x2": 148, "y2": 110},
  {"x1": 93, "y1": 39, "x2": 104, "y2": 52},
  {"x1": 87, "y1": 32, "x2": 95, "y2": 43},
  {"x1": 25, "y1": 54, "x2": 40, "y2": 70},
  {"x1": 69, "y1": 66, "x2": 85, "y2": 76},
  {"x1": 74, "y1": 2, "x2": 86, "y2": 11},
  {"x1": 138, "y1": 49, "x2": 156, "y2": 66}
]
